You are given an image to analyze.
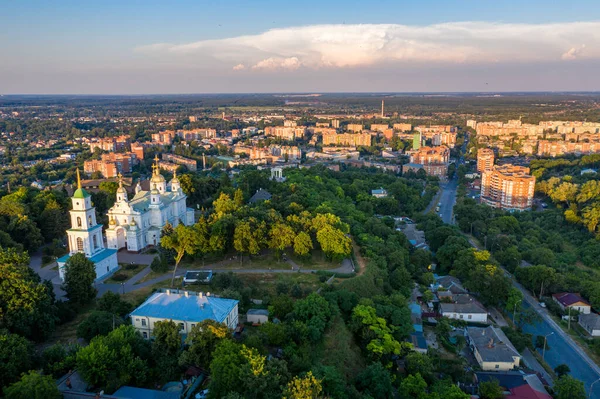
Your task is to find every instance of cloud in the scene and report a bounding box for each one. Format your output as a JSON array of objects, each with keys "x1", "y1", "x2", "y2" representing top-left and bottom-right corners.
[
  {"x1": 252, "y1": 57, "x2": 301, "y2": 71},
  {"x1": 136, "y1": 22, "x2": 600, "y2": 71},
  {"x1": 561, "y1": 45, "x2": 586, "y2": 60}
]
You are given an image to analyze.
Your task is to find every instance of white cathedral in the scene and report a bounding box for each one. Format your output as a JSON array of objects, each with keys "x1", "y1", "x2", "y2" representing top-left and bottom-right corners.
[
  {"x1": 58, "y1": 158, "x2": 195, "y2": 282},
  {"x1": 105, "y1": 156, "x2": 195, "y2": 252}
]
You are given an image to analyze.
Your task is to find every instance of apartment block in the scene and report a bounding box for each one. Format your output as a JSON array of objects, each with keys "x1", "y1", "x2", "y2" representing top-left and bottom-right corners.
[
  {"x1": 84, "y1": 152, "x2": 138, "y2": 178},
  {"x1": 537, "y1": 140, "x2": 600, "y2": 157},
  {"x1": 322, "y1": 132, "x2": 371, "y2": 147},
  {"x1": 393, "y1": 123, "x2": 412, "y2": 132},
  {"x1": 407, "y1": 146, "x2": 450, "y2": 178},
  {"x1": 177, "y1": 128, "x2": 217, "y2": 141},
  {"x1": 264, "y1": 126, "x2": 306, "y2": 141},
  {"x1": 481, "y1": 165, "x2": 535, "y2": 211},
  {"x1": 130, "y1": 142, "x2": 145, "y2": 160},
  {"x1": 162, "y1": 153, "x2": 197, "y2": 172},
  {"x1": 89, "y1": 135, "x2": 130, "y2": 153},
  {"x1": 152, "y1": 130, "x2": 176, "y2": 145},
  {"x1": 477, "y1": 148, "x2": 495, "y2": 173},
  {"x1": 346, "y1": 124, "x2": 364, "y2": 132},
  {"x1": 370, "y1": 124, "x2": 389, "y2": 132}
]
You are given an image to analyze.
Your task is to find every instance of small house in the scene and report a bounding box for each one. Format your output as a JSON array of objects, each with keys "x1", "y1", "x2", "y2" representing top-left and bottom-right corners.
[
  {"x1": 247, "y1": 309, "x2": 269, "y2": 325},
  {"x1": 466, "y1": 326, "x2": 521, "y2": 371},
  {"x1": 249, "y1": 188, "x2": 272, "y2": 204},
  {"x1": 371, "y1": 188, "x2": 388, "y2": 198},
  {"x1": 552, "y1": 292, "x2": 591, "y2": 314},
  {"x1": 578, "y1": 313, "x2": 600, "y2": 337}
]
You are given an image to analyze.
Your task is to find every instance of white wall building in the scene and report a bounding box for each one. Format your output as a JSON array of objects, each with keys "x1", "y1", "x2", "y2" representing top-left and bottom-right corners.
[
  {"x1": 130, "y1": 290, "x2": 239, "y2": 339},
  {"x1": 105, "y1": 157, "x2": 195, "y2": 252},
  {"x1": 57, "y1": 170, "x2": 118, "y2": 281}
]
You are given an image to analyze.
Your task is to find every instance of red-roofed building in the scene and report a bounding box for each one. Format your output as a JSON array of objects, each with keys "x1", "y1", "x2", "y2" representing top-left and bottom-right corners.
[
  {"x1": 552, "y1": 292, "x2": 591, "y2": 314},
  {"x1": 506, "y1": 384, "x2": 552, "y2": 399}
]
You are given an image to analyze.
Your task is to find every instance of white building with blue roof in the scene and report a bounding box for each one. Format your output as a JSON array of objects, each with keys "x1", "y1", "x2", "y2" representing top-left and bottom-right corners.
[
  {"x1": 130, "y1": 290, "x2": 239, "y2": 339},
  {"x1": 105, "y1": 156, "x2": 195, "y2": 252},
  {"x1": 57, "y1": 169, "x2": 119, "y2": 281}
]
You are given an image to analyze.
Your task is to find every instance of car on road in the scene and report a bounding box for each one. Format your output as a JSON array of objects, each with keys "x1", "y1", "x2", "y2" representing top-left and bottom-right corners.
[{"x1": 539, "y1": 302, "x2": 546, "y2": 308}]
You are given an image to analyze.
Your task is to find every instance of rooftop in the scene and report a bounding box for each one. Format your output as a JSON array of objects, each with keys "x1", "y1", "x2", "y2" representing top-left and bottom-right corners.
[
  {"x1": 249, "y1": 188, "x2": 272, "y2": 203},
  {"x1": 440, "y1": 300, "x2": 487, "y2": 315},
  {"x1": 552, "y1": 292, "x2": 590, "y2": 307},
  {"x1": 467, "y1": 326, "x2": 520, "y2": 363},
  {"x1": 578, "y1": 312, "x2": 600, "y2": 329},
  {"x1": 130, "y1": 291, "x2": 238, "y2": 324}
]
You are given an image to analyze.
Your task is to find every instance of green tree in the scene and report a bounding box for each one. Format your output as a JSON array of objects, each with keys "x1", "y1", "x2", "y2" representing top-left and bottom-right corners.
[
  {"x1": 283, "y1": 371, "x2": 322, "y2": 399},
  {"x1": 233, "y1": 188, "x2": 245, "y2": 208},
  {"x1": 39, "y1": 199, "x2": 68, "y2": 242},
  {"x1": 294, "y1": 293, "x2": 332, "y2": 343},
  {"x1": 553, "y1": 375, "x2": 586, "y2": 399},
  {"x1": 0, "y1": 248, "x2": 56, "y2": 341},
  {"x1": 234, "y1": 221, "x2": 262, "y2": 265},
  {"x1": 398, "y1": 373, "x2": 428, "y2": 399},
  {"x1": 405, "y1": 352, "x2": 433, "y2": 381},
  {"x1": 160, "y1": 223, "x2": 202, "y2": 287},
  {"x1": 63, "y1": 253, "x2": 97, "y2": 305},
  {"x1": 293, "y1": 231, "x2": 313, "y2": 257},
  {"x1": 179, "y1": 319, "x2": 230, "y2": 368},
  {"x1": 77, "y1": 310, "x2": 122, "y2": 341},
  {"x1": 479, "y1": 379, "x2": 503, "y2": 399},
  {"x1": 3, "y1": 371, "x2": 61, "y2": 399},
  {"x1": 76, "y1": 325, "x2": 149, "y2": 393},
  {"x1": 96, "y1": 291, "x2": 133, "y2": 317},
  {"x1": 269, "y1": 223, "x2": 296, "y2": 259},
  {"x1": 152, "y1": 320, "x2": 182, "y2": 382},
  {"x1": 316, "y1": 225, "x2": 351, "y2": 261},
  {"x1": 554, "y1": 364, "x2": 571, "y2": 378},
  {"x1": 351, "y1": 304, "x2": 402, "y2": 359},
  {"x1": 0, "y1": 332, "x2": 33, "y2": 391}
]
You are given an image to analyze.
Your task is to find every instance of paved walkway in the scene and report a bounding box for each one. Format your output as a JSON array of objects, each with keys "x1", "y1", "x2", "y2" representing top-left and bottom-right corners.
[{"x1": 522, "y1": 348, "x2": 554, "y2": 387}]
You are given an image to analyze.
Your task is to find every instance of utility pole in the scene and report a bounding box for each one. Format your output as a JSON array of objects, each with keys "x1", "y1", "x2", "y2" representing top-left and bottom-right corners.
[
  {"x1": 568, "y1": 306, "x2": 572, "y2": 330},
  {"x1": 513, "y1": 299, "x2": 522, "y2": 326},
  {"x1": 542, "y1": 332, "x2": 554, "y2": 361}
]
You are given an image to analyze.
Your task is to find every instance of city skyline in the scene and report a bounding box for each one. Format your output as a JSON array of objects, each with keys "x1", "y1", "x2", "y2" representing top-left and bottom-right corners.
[{"x1": 2, "y1": 1, "x2": 600, "y2": 93}]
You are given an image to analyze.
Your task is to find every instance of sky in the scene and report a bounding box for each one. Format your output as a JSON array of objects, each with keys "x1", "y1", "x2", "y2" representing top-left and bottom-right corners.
[{"x1": 1, "y1": 0, "x2": 600, "y2": 94}]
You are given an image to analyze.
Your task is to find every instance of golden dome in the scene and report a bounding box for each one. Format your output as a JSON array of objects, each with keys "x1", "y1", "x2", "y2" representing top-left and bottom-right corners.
[{"x1": 109, "y1": 217, "x2": 116, "y2": 225}]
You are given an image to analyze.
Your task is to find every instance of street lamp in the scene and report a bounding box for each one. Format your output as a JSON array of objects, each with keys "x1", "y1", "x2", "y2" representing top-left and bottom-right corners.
[
  {"x1": 589, "y1": 377, "x2": 600, "y2": 399},
  {"x1": 542, "y1": 332, "x2": 554, "y2": 361},
  {"x1": 513, "y1": 300, "x2": 523, "y2": 325},
  {"x1": 121, "y1": 282, "x2": 125, "y2": 295}
]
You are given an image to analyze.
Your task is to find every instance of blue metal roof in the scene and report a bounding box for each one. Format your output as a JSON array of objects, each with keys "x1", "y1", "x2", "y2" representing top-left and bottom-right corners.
[
  {"x1": 409, "y1": 302, "x2": 421, "y2": 315},
  {"x1": 57, "y1": 248, "x2": 117, "y2": 265},
  {"x1": 90, "y1": 248, "x2": 118, "y2": 263},
  {"x1": 130, "y1": 292, "x2": 238, "y2": 323},
  {"x1": 410, "y1": 332, "x2": 428, "y2": 349},
  {"x1": 113, "y1": 386, "x2": 180, "y2": 399}
]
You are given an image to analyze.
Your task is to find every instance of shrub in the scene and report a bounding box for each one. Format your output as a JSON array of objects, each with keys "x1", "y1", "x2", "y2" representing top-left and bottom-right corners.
[
  {"x1": 150, "y1": 256, "x2": 169, "y2": 273},
  {"x1": 111, "y1": 273, "x2": 128, "y2": 282},
  {"x1": 124, "y1": 263, "x2": 139, "y2": 270}
]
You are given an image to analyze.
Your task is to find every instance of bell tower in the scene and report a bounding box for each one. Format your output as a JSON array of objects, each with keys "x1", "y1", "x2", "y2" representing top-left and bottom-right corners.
[{"x1": 67, "y1": 169, "x2": 104, "y2": 257}]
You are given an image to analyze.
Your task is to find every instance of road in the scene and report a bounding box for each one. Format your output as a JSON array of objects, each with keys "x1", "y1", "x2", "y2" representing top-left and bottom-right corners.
[
  {"x1": 434, "y1": 134, "x2": 600, "y2": 397},
  {"x1": 30, "y1": 250, "x2": 355, "y2": 299},
  {"x1": 468, "y1": 236, "x2": 600, "y2": 398},
  {"x1": 438, "y1": 178, "x2": 458, "y2": 224}
]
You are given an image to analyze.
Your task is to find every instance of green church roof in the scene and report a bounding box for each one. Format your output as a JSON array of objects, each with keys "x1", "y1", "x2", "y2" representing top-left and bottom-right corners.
[{"x1": 73, "y1": 188, "x2": 90, "y2": 198}]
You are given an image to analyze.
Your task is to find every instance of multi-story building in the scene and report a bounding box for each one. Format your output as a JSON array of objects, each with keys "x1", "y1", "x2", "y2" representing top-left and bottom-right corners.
[
  {"x1": 84, "y1": 152, "x2": 138, "y2": 178},
  {"x1": 331, "y1": 119, "x2": 340, "y2": 128},
  {"x1": 130, "y1": 142, "x2": 145, "y2": 160},
  {"x1": 264, "y1": 126, "x2": 306, "y2": 141},
  {"x1": 370, "y1": 124, "x2": 389, "y2": 132},
  {"x1": 407, "y1": 145, "x2": 450, "y2": 178},
  {"x1": 309, "y1": 127, "x2": 337, "y2": 135},
  {"x1": 152, "y1": 130, "x2": 176, "y2": 145},
  {"x1": 537, "y1": 140, "x2": 600, "y2": 157},
  {"x1": 346, "y1": 124, "x2": 363, "y2": 132},
  {"x1": 162, "y1": 153, "x2": 197, "y2": 172},
  {"x1": 477, "y1": 148, "x2": 495, "y2": 173},
  {"x1": 393, "y1": 123, "x2": 412, "y2": 132},
  {"x1": 481, "y1": 165, "x2": 535, "y2": 211},
  {"x1": 322, "y1": 132, "x2": 371, "y2": 147},
  {"x1": 130, "y1": 290, "x2": 239, "y2": 339},
  {"x1": 177, "y1": 128, "x2": 217, "y2": 141},
  {"x1": 89, "y1": 135, "x2": 130, "y2": 153}
]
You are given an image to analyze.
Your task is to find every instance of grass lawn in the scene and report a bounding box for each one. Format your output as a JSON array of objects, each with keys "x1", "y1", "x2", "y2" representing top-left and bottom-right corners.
[
  {"x1": 104, "y1": 263, "x2": 147, "y2": 284},
  {"x1": 45, "y1": 304, "x2": 95, "y2": 346}
]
